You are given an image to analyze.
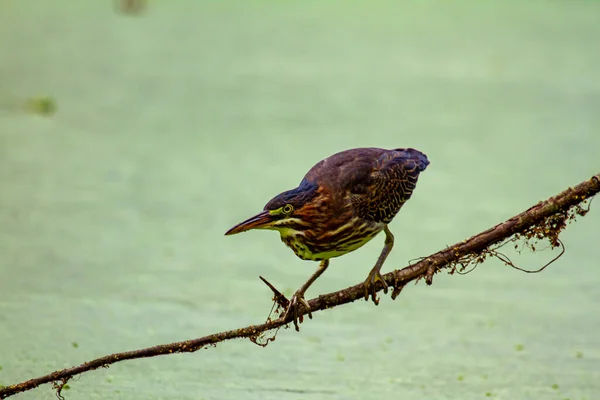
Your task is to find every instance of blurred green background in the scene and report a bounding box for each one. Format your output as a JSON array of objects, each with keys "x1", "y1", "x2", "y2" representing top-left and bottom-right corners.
[{"x1": 1, "y1": 1, "x2": 599, "y2": 399}]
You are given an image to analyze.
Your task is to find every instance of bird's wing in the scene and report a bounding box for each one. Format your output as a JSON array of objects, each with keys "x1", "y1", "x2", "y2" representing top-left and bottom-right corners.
[{"x1": 347, "y1": 148, "x2": 429, "y2": 224}]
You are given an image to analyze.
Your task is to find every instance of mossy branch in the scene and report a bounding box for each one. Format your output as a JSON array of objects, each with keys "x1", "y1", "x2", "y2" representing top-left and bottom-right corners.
[{"x1": 1, "y1": 173, "x2": 599, "y2": 399}]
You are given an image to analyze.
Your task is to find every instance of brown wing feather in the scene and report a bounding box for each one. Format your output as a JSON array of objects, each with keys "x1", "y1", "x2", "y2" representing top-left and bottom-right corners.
[
  {"x1": 340, "y1": 148, "x2": 429, "y2": 224},
  {"x1": 304, "y1": 147, "x2": 429, "y2": 223}
]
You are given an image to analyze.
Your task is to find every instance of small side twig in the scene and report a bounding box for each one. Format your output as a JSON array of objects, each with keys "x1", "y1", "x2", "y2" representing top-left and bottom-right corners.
[
  {"x1": 51, "y1": 378, "x2": 69, "y2": 400},
  {"x1": 259, "y1": 275, "x2": 289, "y2": 310},
  {"x1": 491, "y1": 238, "x2": 566, "y2": 273}
]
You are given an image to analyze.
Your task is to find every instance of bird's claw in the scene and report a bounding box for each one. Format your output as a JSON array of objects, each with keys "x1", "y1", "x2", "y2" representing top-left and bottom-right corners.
[
  {"x1": 283, "y1": 291, "x2": 312, "y2": 331},
  {"x1": 364, "y1": 269, "x2": 389, "y2": 305}
]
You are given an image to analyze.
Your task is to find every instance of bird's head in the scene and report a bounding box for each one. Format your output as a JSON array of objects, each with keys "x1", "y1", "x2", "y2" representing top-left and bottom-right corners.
[{"x1": 225, "y1": 179, "x2": 319, "y2": 236}]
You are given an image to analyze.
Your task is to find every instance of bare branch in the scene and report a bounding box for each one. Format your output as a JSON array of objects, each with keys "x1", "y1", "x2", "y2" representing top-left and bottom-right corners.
[{"x1": 1, "y1": 173, "x2": 598, "y2": 399}]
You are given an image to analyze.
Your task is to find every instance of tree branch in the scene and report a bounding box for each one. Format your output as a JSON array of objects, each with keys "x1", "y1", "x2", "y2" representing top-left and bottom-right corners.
[{"x1": 1, "y1": 173, "x2": 599, "y2": 399}]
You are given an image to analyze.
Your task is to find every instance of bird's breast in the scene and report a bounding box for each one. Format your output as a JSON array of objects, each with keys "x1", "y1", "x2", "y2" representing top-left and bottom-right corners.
[{"x1": 278, "y1": 218, "x2": 384, "y2": 261}]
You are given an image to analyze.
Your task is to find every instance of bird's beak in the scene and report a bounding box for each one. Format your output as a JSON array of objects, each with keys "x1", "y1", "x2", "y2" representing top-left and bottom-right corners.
[{"x1": 225, "y1": 210, "x2": 274, "y2": 236}]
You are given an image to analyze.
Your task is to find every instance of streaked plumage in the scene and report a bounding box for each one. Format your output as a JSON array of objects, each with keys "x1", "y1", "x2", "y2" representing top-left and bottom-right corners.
[{"x1": 226, "y1": 147, "x2": 429, "y2": 330}]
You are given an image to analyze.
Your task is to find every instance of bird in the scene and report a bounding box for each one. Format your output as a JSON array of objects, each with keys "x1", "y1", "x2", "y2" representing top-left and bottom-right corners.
[{"x1": 225, "y1": 147, "x2": 429, "y2": 330}]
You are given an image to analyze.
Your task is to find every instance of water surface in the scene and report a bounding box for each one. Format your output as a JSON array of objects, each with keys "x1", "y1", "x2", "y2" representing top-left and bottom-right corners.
[{"x1": 1, "y1": 1, "x2": 599, "y2": 399}]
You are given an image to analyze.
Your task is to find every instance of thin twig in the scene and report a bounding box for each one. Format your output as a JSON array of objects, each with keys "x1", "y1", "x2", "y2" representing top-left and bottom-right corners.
[
  {"x1": 259, "y1": 275, "x2": 289, "y2": 309},
  {"x1": 1, "y1": 173, "x2": 598, "y2": 399}
]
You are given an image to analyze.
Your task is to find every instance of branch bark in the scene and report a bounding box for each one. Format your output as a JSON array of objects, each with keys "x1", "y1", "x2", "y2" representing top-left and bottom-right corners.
[{"x1": 1, "y1": 173, "x2": 599, "y2": 399}]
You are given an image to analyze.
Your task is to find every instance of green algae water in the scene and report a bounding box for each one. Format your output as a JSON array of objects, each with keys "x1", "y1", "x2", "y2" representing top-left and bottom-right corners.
[{"x1": 1, "y1": 1, "x2": 599, "y2": 399}]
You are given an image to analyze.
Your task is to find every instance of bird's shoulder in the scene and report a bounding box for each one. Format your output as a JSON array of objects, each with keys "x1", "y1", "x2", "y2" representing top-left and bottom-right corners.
[
  {"x1": 304, "y1": 148, "x2": 373, "y2": 193},
  {"x1": 304, "y1": 147, "x2": 427, "y2": 193},
  {"x1": 303, "y1": 147, "x2": 429, "y2": 223}
]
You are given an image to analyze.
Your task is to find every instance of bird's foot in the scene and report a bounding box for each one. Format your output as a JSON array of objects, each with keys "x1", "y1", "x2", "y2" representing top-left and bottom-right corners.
[
  {"x1": 283, "y1": 290, "x2": 312, "y2": 331},
  {"x1": 364, "y1": 269, "x2": 389, "y2": 305}
]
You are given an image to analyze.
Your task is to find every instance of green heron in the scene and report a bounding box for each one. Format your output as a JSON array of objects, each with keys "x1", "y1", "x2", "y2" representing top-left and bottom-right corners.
[{"x1": 225, "y1": 147, "x2": 429, "y2": 330}]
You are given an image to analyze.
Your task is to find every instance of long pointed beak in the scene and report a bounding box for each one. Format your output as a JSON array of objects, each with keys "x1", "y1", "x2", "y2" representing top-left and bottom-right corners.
[{"x1": 225, "y1": 210, "x2": 274, "y2": 236}]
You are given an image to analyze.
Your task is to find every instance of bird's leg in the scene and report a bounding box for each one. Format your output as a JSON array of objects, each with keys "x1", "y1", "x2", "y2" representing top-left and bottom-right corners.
[
  {"x1": 284, "y1": 259, "x2": 329, "y2": 331},
  {"x1": 364, "y1": 225, "x2": 394, "y2": 305}
]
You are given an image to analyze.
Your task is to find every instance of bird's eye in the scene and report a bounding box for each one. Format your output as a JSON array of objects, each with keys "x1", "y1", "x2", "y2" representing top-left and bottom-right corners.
[{"x1": 282, "y1": 204, "x2": 294, "y2": 215}]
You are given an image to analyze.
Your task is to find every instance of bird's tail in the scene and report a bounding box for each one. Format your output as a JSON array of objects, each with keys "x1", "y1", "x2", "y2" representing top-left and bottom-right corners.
[{"x1": 393, "y1": 148, "x2": 430, "y2": 172}]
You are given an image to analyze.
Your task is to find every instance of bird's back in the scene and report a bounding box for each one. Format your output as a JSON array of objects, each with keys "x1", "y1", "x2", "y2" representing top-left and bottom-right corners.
[{"x1": 305, "y1": 147, "x2": 429, "y2": 224}]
